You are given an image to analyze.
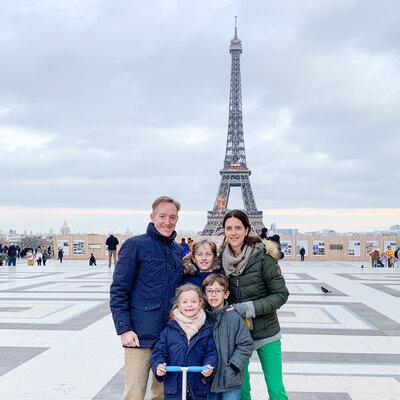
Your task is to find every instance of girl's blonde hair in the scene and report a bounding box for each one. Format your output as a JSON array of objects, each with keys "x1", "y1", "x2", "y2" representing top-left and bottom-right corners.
[
  {"x1": 191, "y1": 238, "x2": 217, "y2": 258},
  {"x1": 170, "y1": 283, "x2": 204, "y2": 316}
]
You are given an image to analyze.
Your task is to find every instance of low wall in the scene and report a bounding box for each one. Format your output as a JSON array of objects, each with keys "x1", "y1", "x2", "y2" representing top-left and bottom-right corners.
[{"x1": 54, "y1": 234, "x2": 399, "y2": 261}]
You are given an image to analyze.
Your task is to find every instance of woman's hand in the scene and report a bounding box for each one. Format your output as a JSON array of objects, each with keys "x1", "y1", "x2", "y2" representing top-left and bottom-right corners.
[
  {"x1": 201, "y1": 365, "x2": 214, "y2": 377},
  {"x1": 156, "y1": 363, "x2": 166, "y2": 376}
]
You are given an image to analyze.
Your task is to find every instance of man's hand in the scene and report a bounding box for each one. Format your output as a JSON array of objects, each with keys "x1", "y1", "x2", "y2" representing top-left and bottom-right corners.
[
  {"x1": 201, "y1": 365, "x2": 214, "y2": 377},
  {"x1": 156, "y1": 363, "x2": 166, "y2": 376},
  {"x1": 121, "y1": 330, "x2": 140, "y2": 347}
]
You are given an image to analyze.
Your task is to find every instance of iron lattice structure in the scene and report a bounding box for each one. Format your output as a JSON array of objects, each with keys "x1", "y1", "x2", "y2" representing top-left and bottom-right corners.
[{"x1": 202, "y1": 19, "x2": 266, "y2": 236}]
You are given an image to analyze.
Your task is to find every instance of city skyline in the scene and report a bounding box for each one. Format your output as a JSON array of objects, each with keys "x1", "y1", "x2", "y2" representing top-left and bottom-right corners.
[{"x1": 1, "y1": 2, "x2": 400, "y2": 234}]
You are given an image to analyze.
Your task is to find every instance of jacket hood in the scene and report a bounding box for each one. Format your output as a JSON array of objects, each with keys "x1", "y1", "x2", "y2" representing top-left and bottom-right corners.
[
  {"x1": 146, "y1": 222, "x2": 177, "y2": 244},
  {"x1": 254, "y1": 240, "x2": 281, "y2": 261},
  {"x1": 182, "y1": 253, "x2": 220, "y2": 275}
]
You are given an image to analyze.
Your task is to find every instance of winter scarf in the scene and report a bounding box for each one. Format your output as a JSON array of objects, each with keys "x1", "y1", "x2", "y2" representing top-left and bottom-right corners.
[
  {"x1": 222, "y1": 244, "x2": 254, "y2": 277},
  {"x1": 172, "y1": 308, "x2": 206, "y2": 342}
]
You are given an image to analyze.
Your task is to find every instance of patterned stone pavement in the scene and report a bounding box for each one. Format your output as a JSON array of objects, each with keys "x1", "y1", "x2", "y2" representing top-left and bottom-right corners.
[{"x1": 0, "y1": 258, "x2": 399, "y2": 399}]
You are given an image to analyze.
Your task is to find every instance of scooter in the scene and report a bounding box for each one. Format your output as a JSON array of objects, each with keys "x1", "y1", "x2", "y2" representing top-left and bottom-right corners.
[{"x1": 164, "y1": 366, "x2": 207, "y2": 400}]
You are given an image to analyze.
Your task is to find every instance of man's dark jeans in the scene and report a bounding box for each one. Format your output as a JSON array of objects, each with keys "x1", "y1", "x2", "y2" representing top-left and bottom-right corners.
[{"x1": 8, "y1": 256, "x2": 16, "y2": 266}]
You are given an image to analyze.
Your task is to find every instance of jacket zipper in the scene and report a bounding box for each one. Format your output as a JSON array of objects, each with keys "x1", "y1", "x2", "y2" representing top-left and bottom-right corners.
[{"x1": 235, "y1": 278, "x2": 243, "y2": 302}]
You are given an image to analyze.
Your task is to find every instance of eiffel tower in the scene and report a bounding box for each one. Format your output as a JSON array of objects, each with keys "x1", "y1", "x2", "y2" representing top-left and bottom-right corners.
[{"x1": 202, "y1": 18, "x2": 265, "y2": 236}]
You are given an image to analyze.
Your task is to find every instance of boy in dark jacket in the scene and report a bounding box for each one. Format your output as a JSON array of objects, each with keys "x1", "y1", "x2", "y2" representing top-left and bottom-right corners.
[{"x1": 202, "y1": 274, "x2": 254, "y2": 400}]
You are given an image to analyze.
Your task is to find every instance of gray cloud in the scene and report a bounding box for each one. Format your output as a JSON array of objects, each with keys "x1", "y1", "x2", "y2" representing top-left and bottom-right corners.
[{"x1": 1, "y1": 0, "x2": 400, "y2": 232}]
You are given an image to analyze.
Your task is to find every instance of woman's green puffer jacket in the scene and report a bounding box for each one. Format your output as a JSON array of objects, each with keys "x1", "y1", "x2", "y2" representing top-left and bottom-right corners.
[{"x1": 222, "y1": 241, "x2": 289, "y2": 340}]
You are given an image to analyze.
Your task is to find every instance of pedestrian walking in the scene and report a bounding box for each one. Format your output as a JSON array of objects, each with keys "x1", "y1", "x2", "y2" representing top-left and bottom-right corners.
[
  {"x1": 106, "y1": 234, "x2": 119, "y2": 268},
  {"x1": 58, "y1": 248, "x2": 64, "y2": 263}
]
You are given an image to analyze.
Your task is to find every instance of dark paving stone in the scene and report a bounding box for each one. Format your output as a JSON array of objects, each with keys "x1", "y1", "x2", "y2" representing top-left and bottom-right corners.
[
  {"x1": 364, "y1": 283, "x2": 400, "y2": 297},
  {"x1": 286, "y1": 273, "x2": 317, "y2": 280},
  {"x1": 0, "y1": 301, "x2": 110, "y2": 331},
  {"x1": 337, "y1": 273, "x2": 400, "y2": 281},
  {"x1": 0, "y1": 346, "x2": 49, "y2": 376},
  {"x1": 279, "y1": 311, "x2": 296, "y2": 317},
  {"x1": 93, "y1": 368, "x2": 124, "y2": 400},
  {"x1": 284, "y1": 301, "x2": 400, "y2": 336},
  {"x1": 282, "y1": 352, "x2": 400, "y2": 363},
  {"x1": 287, "y1": 393, "x2": 351, "y2": 400},
  {"x1": 1, "y1": 280, "x2": 110, "y2": 293},
  {"x1": 0, "y1": 307, "x2": 30, "y2": 312}
]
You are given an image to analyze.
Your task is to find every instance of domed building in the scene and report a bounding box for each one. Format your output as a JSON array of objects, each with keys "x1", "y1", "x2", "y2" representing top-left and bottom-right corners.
[{"x1": 60, "y1": 220, "x2": 71, "y2": 235}]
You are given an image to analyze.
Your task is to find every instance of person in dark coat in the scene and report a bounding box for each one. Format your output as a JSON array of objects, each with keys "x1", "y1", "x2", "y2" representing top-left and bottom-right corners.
[
  {"x1": 106, "y1": 234, "x2": 119, "y2": 268},
  {"x1": 110, "y1": 196, "x2": 183, "y2": 400},
  {"x1": 180, "y1": 238, "x2": 190, "y2": 256},
  {"x1": 260, "y1": 227, "x2": 268, "y2": 239},
  {"x1": 58, "y1": 248, "x2": 63, "y2": 263},
  {"x1": 299, "y1": 247, "x2": 305, "y2": 261},
  {"x1": 42, "y1": 251, "x2": 48, "y2": 266},
  {"x1": 89, "y1": 253, "x2": 96, "y2": 266},
  {"x1": 151, "y1": 284, "x2": 218, "y2": 400},
  {"x1": 7, "y1": 244, "x2": 17, "y2": 266},
  {"x1": 182, "y1": 238, "x2": 220, "y2": 288}
]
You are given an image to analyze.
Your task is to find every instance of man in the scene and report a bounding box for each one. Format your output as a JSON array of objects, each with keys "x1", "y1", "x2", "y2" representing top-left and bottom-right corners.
[
  {"x1": 58, "y1": 248, "x2": 64, "y2": 263},
  {"x1": 110, "y1": 196, "x2": 183, "y2": 400},
  {"x1": 180, "y1": 237, "x2": 189, "y2": 255},
  {"x1": 300, "y1": 246, "x2": 305, "y2": 261},
  {"x1": 106, "y1": 234, "x2": 119, "y2": 268},
  {"x1": 7, "y1": 243, "x2": 17, "y2": 266}
]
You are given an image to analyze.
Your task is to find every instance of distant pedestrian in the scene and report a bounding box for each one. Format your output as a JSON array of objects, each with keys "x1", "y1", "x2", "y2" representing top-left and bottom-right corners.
[
  {"x1": 89, "y1": 253, "x2": 97, "y2": 266},
  {"x1": 260, "y1": 227, "x2": 268, "y2": 239},
  {"x1": 27, "y1": 251, "x2": 35, "y2": 266},
  {"x1": 16, "y1": 245, "x2": 21, "y2": 259},
  {"x1": 48, "y1": 246, "x2": 52, "y2": 258},
  {"x1": 386, "y1": 246, "x2": 395, "y2": 267},
  {"x1": 42, "y1": 251, "x2": 48, "y2": 266},
  {"x1": 36, "y1": 253, "x2": 42, "y2": 266},
  {"x1": 300, "y1": 246, "x2": 305, "y2": 261},
  {"x1": 187, "y1": 237, "x2": 194, "y2": 252},
  {"x1": 371, "y1": 249, "x2": 380, "y2": 268},
  {"x1": 58, "y1": 248, "x2": 63, "y2": 263},
  {"x1": 106, "y1": 234, "x2": 119, "y2": 268},
  {"x1": 7, "y1": 243, "x2": 17, "y2": 266},
  {"x1": 180, "y1": 238, "x2": 190, "y2": 255}
]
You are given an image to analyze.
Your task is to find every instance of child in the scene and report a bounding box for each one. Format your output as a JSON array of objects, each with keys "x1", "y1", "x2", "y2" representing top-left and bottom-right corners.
[
  {"x1": 202, "y1": 274, "x2": 254, "y2": 400},
  {"x1": 89, "y1": 253, "x2": 97, "y2": 266},
  {"x1": 151, "y1": 284, "x2": 218, "y2": 400},
  {"x1": 182, "y1": 238, "x2": 221, "y2": 288},
  {"x1": 27, "y1": 251, "x2": 35, "y2": 266}
]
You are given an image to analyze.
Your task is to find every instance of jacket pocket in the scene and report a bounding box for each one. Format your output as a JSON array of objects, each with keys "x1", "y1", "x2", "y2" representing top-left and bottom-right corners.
[
  {"x1": 131, "y1": 301, "x2": 162, "y2": 338},
  {"x1": 222, "y1": 364, "x2": 243, "y2": 389}
]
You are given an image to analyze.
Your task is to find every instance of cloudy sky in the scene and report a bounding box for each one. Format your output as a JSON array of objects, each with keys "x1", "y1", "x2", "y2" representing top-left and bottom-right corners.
[{"x1": 1, "y1": 0, "x2": 400, "y2": 235}]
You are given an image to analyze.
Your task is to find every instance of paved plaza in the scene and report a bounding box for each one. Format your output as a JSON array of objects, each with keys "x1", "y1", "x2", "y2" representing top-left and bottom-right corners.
[{"x1": 0, "y1": 258, "x2": 399, "y2": 399}]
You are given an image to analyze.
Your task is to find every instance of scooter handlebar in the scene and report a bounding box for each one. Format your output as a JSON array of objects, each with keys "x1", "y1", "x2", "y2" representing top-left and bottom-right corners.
[{"x1": 164, "y1": 366, "x2": 207, "y2": 372}]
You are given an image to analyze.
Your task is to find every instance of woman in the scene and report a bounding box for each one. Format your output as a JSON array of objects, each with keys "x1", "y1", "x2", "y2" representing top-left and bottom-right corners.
[{"x1": 220, "y1": 210, "x2": 289, "y2": 400}]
